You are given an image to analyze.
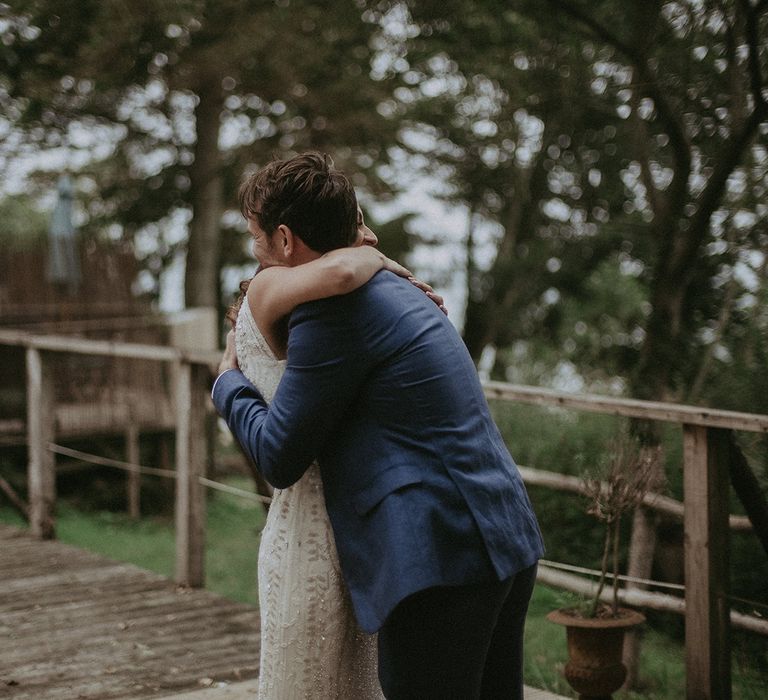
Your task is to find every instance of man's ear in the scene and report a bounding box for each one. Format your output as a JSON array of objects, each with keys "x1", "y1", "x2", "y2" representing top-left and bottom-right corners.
[
  {"x1": 278, "y1": 224, "x2": 317, "y2": 264},
  {"x1": 276, "y1": 224, "x2": 295, "y2": 259}
]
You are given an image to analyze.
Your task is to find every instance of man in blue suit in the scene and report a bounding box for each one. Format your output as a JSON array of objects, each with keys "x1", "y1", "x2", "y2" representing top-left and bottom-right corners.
[{"x1": 213, "y1": 153, "x2": 544, "y2": 699}]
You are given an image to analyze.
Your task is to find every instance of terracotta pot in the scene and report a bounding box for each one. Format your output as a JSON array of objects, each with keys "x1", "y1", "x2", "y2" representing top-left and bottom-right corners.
[{"x1": 547, "y1": 607, "x2": 645, "y2": 700}]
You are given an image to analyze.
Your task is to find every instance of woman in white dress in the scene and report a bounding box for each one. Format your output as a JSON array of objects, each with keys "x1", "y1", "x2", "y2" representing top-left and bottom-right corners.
[{"x1": 228, "y1": 208, "x2": 440, "y2": 698}]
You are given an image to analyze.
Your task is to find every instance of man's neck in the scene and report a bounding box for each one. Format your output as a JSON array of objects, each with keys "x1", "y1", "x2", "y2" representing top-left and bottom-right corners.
[{"x1": 288, "y1": 237, "x2": 323, "y2": 267}]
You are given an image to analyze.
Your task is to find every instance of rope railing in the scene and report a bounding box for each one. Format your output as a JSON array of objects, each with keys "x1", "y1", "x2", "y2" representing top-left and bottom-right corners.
[
  {"x1": 536, "y1": 562, "x2": 768, "y2": 636},
  {"x1": 538, "y1": 558, "x2": 686, "y2": 592},
  {"x1": 47, "y1": 442, "x2": 272, "y2": 505},
  {"x1": 539, "y1": 559, "x2": 768, "y2": 616},
  {"x1": 49, "y1": 443, "x2": 178, "y2": 480},
  {"x1": 48, "y1": 442, "x2": 272, "y2": 504},
  {"x1": 198, "y1": 476, "x2": 272, "y2": 505},
  {"x1": 39, "y1": 443, "x2": 758, "y2": 533}
]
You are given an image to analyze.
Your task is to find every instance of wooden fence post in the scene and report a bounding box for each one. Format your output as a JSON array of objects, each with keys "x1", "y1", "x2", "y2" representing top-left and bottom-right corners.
[
  {"x1": 26, "y1": 347, "x2": 56, "y2": 539},
  {"x1": 683, "y1": 425, "x2": 731, "y2": 699},
  {"x1": 174, "y1": 360, "x2": 207, "y2": 587},
  {"x1": 126, "y1": 421, "x2": 140, "y2": 519}
]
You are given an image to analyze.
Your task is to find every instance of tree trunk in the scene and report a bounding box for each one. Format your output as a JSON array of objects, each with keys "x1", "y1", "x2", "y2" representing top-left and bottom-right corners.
[
  {"x1": 461, "y1": 155, "x2": 546, "y2": 362},
  {"x1": 622, "y1": 506, "x2": 658, "y2": 688},
  {"x1": 727, "y1": 431, "x2": 768, "y2": 557},
  {"x1": 185, "y1": 79, "x2": 224, "y2": 310},
  {"x1": 622, "y1": 419, "x2": 666, "y2": 689}
]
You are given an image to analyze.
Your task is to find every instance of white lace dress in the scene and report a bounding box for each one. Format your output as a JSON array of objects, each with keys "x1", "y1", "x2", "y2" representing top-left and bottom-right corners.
[{"x1": 235, "y1": 301, "x2": 383, "y2": 700}]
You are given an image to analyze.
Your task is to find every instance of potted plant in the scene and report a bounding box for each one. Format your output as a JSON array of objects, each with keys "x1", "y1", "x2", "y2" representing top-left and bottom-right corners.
[{"x1": 547, "y1": 435, "x2": 661, "y2": 699}]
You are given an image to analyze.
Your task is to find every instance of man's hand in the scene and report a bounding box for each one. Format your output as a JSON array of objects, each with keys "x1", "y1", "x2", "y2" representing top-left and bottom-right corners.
[{"x1": 218, "y1": 330, "x2": 239, "y2": 375}]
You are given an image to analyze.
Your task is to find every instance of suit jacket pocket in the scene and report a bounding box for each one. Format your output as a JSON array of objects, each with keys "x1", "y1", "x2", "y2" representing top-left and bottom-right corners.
[{"x1": 353, "y1": 464, "x2": 423, "y2": 516}]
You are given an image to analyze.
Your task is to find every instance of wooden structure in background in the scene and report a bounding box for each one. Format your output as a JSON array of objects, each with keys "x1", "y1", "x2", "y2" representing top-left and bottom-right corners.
[
  {"x1": 0, "y1": 312, "x2": 218, "y2": 445},
  {"x1": 0, "y1": 245, "x2": 145, "y2": 326},
  {"x1": 0, "y1": 239, "x2": 217, "y2": 446},
  {"x1": 0, "y1": 329, "x2": 217, "y2": 588}
]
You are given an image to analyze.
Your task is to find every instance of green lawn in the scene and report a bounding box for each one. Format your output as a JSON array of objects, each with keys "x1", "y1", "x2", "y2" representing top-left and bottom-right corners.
[
  {"x1": 0, "y1": 477, "x2": 265, "y2": 604},
  {"x1": 1, "y1": 489, "x2": 766, "y2": 698}
]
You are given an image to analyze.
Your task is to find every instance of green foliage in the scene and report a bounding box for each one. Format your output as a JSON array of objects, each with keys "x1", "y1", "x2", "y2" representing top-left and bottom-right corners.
[
  {"x1": 0, "y1": 195, "x2": 48, "y2": 250},
  {"x1": 2, "y1": 0, "x2": 765, "y2": 415},
  {"x1": 488, "y1": 400, "x2": 767, "y2": 634},
  {"x1": 392, "y1": 0, "x2": 768, "y2": 414},
  {"x1": 489, "y1": 400, "x2": 624, "y2": 477}
]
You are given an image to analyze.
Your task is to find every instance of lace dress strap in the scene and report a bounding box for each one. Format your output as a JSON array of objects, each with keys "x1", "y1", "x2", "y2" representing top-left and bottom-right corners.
[{"x1": 235, "y1": 299, "x2": 286, "y2": 404}]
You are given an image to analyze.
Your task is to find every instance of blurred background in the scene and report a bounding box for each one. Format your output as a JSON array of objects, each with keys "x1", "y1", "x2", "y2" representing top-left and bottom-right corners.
[{"x1": 0, "y1": 0, "x2": 764, "y2": 409}]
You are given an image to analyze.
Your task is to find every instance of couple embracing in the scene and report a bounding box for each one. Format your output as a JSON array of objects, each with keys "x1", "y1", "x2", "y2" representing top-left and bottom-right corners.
[{"x1": 212, "y1": 152, "x2": 544, "y2": 699}]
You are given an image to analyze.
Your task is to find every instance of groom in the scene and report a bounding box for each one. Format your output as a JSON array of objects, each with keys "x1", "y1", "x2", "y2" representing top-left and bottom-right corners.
[{"x1": 213, "y1": 152, "x2": 544, "y2": 699}]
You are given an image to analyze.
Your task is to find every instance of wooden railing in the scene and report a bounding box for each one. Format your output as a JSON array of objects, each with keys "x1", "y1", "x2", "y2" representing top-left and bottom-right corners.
[
  {"x1": 0, "y1": 328, "x2": 219, "y2": 589},
  {"x1": 1, "y1": 329, "x2": 767, "y2": 700},
  {"x1": 484, "y1": 381, "x2": 768, "y2": 700}
]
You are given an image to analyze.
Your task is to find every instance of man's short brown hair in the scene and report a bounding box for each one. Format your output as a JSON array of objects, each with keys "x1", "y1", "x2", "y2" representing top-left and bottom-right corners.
[{"x1": 238, "y1": 152, "x2": 358, "y2": 253}]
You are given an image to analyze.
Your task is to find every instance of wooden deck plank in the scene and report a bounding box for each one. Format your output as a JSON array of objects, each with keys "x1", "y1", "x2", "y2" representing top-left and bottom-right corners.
[
  {"x1": 2, "y1": 594, "x2": 237, "y2": 638},
  {"x1": 4, "y1": 606, "x2": 257, "y2": 662},
  {"x1": 1, "y1": 578, "x2": 168, "y2": 611},
  {"x1": 0, "y1": 524, "x2": 259, "y2": 699},
  {"x1": 0, "y1": 523, "x2": 567, "y2": 700}
]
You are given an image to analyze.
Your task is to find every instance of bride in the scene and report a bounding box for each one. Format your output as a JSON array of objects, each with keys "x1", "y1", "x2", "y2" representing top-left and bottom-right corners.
[{"x1": 226, "y1": 207, "x2": 442, "y2": 699}]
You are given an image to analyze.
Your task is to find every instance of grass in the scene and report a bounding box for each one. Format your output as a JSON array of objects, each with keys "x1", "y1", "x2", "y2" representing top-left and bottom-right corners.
[
  {"x1": 3, "y1": 494, "x2": 767, "y2": 698},
  {"x1": 204, "y1": 480, "x2": 266, "y2": 604},
  {"x1": 0, "y1": 476, "x2": 266, "y2": 605}
]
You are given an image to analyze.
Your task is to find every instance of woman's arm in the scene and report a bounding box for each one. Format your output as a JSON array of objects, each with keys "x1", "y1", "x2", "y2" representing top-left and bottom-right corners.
[{"x1": 247, "y1": 246, "x2": 411, "y2": 355}]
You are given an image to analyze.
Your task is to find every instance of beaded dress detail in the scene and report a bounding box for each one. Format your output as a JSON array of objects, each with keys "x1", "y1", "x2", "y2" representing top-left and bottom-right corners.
[{"x1": 235, "y1": 300, "x2": 382, "y2": 699}]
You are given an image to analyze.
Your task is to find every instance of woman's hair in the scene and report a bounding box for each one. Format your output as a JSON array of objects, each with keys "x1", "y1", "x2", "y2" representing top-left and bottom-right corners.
[
  {"x1": 225, "y1": 277, "x2": 252, "y2": 329},
  {"x1": 238, "y1": 152, "x2": 358, "y2": 253}
]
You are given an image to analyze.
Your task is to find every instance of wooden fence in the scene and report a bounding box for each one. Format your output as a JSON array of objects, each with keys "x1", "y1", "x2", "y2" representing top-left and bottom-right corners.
[{"x1": 1, "y1": 329, "x2": 767, "y2": 700}]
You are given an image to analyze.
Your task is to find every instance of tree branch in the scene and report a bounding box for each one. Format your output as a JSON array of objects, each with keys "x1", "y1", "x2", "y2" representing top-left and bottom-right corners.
[
  {"x1": 655, "y1": 0, "x2": 765, "y2": 279},
  {"x1": 544, "y1": 0, "x2": 640, "y2": 63},
  {"x1": 545, "y1": 0, "x2": 691, "y2": 225},
  {"x1": 682, "y1": 104, "x2": 765, "y2": 276},
  {"x1": 630, "y1": 73, "x2": 663, "y2": 220},
  {"x1": 727, "y1": 431, "x2": 768, "y2": 558},
  {"x1": 739, "y1": 0, "x2": 768, "y2": 113}
]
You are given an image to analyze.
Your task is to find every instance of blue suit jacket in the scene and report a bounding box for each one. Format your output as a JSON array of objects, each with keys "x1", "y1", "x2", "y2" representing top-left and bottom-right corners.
[{"x1": 213, "y1": 271, "x2": 544, "y2": 633}]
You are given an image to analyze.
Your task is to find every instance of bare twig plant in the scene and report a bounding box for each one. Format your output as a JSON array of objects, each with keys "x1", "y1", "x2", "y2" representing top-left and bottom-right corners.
[{"x1": 582, "y1": 436, "x2": 662, "y2": 617}]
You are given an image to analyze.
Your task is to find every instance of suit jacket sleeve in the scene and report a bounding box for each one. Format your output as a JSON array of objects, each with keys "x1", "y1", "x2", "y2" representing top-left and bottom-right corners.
[{"x1": 212, "y1": 294, "x2": 369, "y2": 488}]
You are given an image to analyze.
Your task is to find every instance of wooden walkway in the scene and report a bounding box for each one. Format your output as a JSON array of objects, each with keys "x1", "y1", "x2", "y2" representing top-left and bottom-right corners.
[
  {"x1": 0, "y1": 523, "x2": 567, "y2": 699},
  {"x1": 0, "y1": 524, "x2": 259, "y2": 699}
]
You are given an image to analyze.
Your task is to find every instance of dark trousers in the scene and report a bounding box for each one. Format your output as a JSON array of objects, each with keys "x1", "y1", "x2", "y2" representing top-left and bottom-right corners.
[{"x1": 377, "y1": 563, "x2": 538, "y2": 700}]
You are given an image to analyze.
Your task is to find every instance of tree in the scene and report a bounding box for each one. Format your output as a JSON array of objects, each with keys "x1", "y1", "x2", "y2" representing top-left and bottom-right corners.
[
  {"x1": 378, "y1": 0, "x2": 766, "y2": 403},
  {"x1": 1, "y1": 0, "x2": 401, "y2": 311},
  {"x1": 376, "y1": 0, "x2": 767, "y2": 686}
]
